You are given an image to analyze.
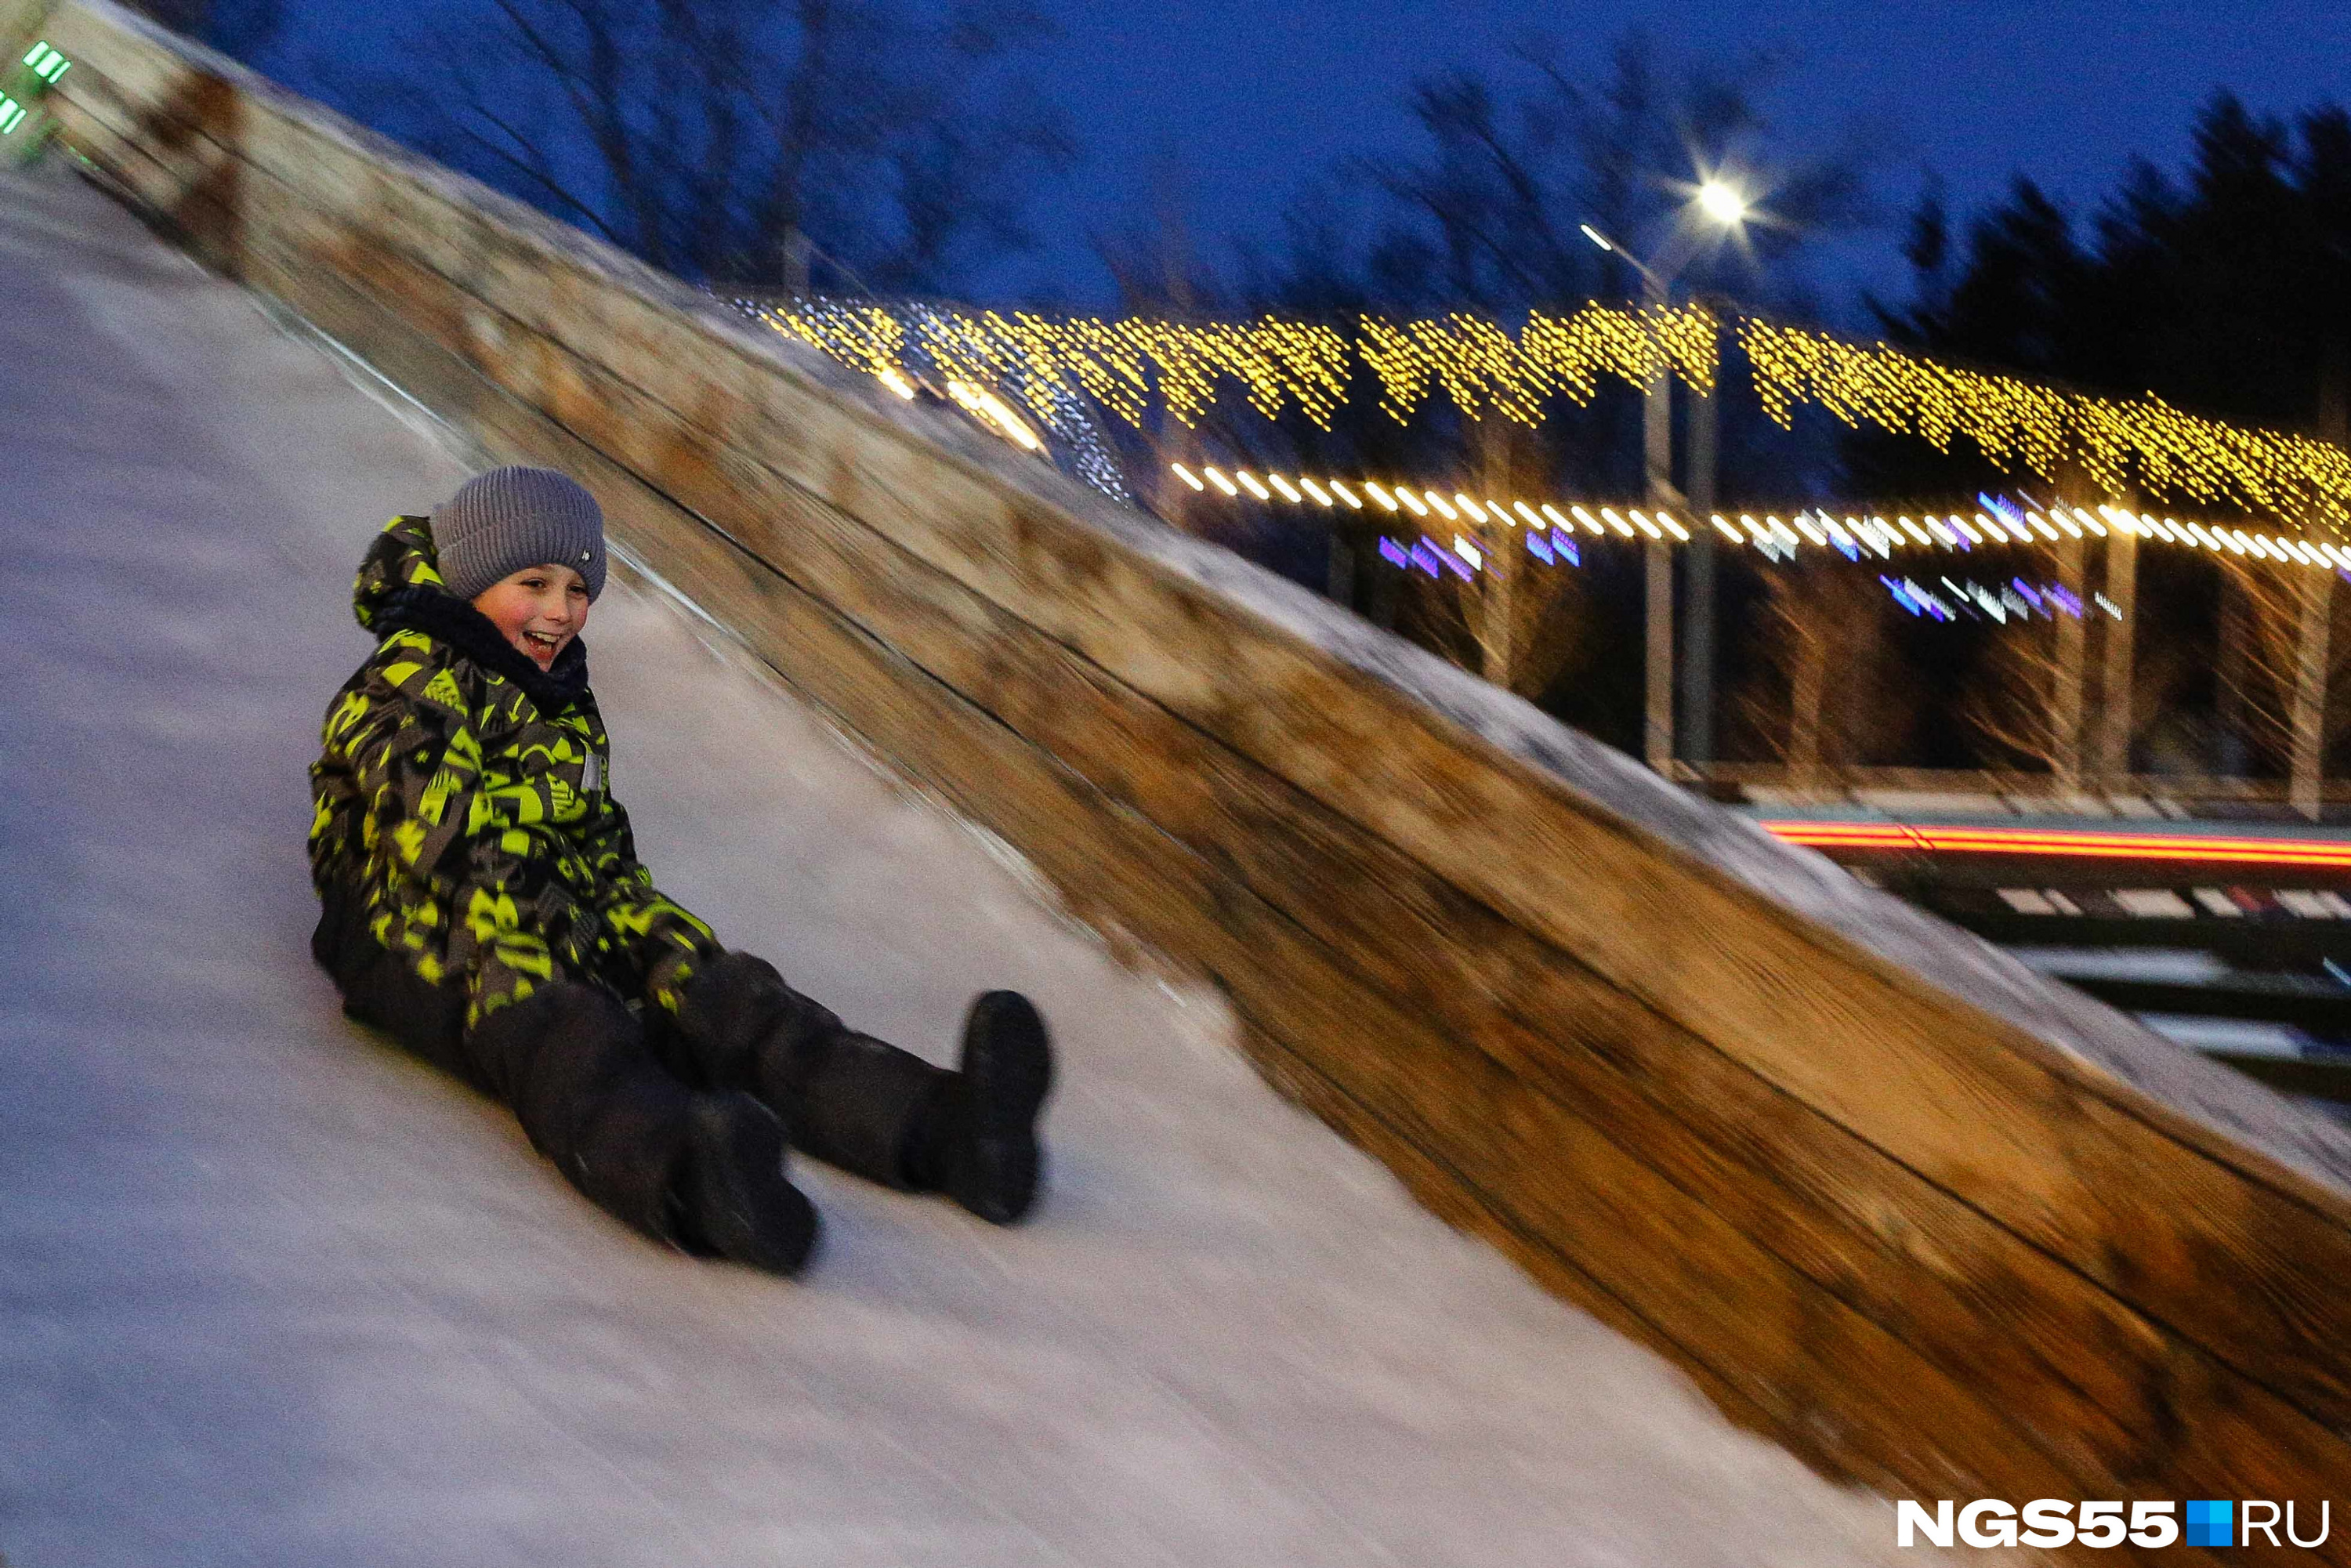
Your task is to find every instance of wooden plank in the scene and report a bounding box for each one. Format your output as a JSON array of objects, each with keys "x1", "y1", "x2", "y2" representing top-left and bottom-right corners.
[{"x1": 0, "y1": 0, "x2": 48, "y2": 53}]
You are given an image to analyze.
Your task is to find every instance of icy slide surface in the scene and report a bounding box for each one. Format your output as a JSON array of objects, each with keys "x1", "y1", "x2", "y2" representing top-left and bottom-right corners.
[{"x1": 0, "y1": 161, "x2": 1969, "y2": 1567}]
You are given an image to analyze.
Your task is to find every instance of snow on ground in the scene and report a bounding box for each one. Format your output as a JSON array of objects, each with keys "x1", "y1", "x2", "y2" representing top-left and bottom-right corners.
[{"x1": 0, "y1": 158, "x2": 2002, "y2": 1566}]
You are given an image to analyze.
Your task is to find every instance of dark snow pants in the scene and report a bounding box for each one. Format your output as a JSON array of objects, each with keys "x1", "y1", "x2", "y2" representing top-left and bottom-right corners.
[{"x1": 311, "y1": 886, "x2": 951, "y2": 1242}]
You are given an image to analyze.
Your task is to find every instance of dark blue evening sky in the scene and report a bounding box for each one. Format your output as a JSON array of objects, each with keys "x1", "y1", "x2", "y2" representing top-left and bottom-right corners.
[
  {"x1": 271, "y1": 0, "x2": 2351, "y2": 318},
  {"x1": 1028, "y1": 0, "x2": 2351, "y2": 317}
]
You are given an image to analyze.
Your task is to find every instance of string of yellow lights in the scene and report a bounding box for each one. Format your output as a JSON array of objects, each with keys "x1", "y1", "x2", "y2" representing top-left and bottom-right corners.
[
  {"x1": 1168, "y1": 463, "x2": 2351, "y2": 572},
  {"x1": 746, "y1": 297, "x2": 2351, "y2": 538},
  {"x1": 1354, "y1": 305, "x2": 1718, "y2": 422},
  {"x1": 1740, "y1": 320, "x2": 2351, "y2": 538},
  {"x1": 752, "y1": 299, "x2": 1716, "y2": 432}
]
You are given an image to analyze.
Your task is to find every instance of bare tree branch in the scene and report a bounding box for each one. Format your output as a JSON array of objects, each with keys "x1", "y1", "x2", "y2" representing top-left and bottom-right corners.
[
  {"x1": 420, "y1": 0, "x2": 1067, "y2": 289},
  {"x1": 456, "y1": 121, "x2": 627, "y2": 248}
]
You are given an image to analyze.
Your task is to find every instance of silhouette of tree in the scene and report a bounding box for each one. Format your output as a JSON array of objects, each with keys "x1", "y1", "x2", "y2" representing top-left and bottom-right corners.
[
  {"x1": 1730, "y1": 562, "x2": 1899, "y2": 786},
  {"x1": 1862, "y1": 92, "x2": 2351, "y2": 494},
  {"x1": 1850, "y1": 90, "x2": 2351, "y2": 783},
  {"x1": 408, "y1": 0, "x2": 1073, "y2": 289},
  {"x1": 2211, "y1": 556, "x2": 2351, "y2": 813},
  {"x1": 1954, "y1": 545, "x2": 2094, "y2": 784}
]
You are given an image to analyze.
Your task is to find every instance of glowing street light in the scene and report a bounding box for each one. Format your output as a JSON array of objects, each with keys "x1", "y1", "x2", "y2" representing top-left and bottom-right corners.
[{"x1": 1696, "y1": 179, "x2": 1747, "y2": 226}]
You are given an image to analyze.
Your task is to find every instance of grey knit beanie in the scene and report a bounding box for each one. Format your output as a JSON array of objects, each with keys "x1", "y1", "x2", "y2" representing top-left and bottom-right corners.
[{"x1": 432, "y1": 466, "x2": 608, "y2": 603}]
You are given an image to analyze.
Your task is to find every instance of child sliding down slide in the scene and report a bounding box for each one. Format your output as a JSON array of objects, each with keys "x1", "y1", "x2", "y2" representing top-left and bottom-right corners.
[{"x1": 308, "y1": 465, "x2": 1054, "y2": 1274}]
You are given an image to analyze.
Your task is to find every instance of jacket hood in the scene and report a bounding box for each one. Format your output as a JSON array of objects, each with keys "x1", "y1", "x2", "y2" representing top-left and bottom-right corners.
[{"x1": 351, "y1": 514, "x2": 591, "y2": 708}]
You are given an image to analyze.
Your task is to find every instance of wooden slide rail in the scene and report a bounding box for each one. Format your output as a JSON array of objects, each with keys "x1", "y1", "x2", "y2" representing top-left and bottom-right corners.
[{"x1": 12, "y1": 2, "x2": 2349, "y2": 1554}]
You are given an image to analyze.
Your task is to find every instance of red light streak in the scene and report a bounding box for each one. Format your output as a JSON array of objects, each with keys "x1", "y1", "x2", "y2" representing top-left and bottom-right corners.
[{"x1": 1761, "y1": 820, "x2": 2351, "y2": 869}]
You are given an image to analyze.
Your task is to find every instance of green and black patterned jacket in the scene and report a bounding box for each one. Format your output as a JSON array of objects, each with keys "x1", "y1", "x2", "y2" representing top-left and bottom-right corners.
[{"x1": 309, "y1": 514, "x2": 714, "y2": 1033}]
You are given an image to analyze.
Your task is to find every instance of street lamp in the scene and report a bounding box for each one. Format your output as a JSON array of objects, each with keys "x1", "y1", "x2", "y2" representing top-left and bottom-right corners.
[
  {"x1": 1696, "y1": 179, "x2": 1748, "y2": 226},
  {"x1": 1583, "y1": 182, "x2": 1745, "y2": 775}
]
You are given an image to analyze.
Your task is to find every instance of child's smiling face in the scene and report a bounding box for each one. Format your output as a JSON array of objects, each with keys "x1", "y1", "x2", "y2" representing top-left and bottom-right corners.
[{"x1": 472, "y1": 563, "x2": 590, "y2": 671}]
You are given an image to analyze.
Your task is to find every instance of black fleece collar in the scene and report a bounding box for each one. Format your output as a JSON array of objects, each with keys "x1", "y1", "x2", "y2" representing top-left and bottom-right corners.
[{"x1": 375, "y1": 584, "x2": 592, "y2": 710}]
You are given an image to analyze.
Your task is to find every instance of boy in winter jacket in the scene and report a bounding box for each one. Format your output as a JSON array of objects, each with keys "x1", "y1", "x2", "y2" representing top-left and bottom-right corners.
[{"x1": 309, "y1": 465, "x2": 1054, "y2": 1276}]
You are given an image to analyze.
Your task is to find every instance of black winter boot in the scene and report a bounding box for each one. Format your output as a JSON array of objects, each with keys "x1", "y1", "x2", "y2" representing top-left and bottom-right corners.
[
  {"x1": 918, "y1": 990, "x2": 1056, "y2": 1226},
  {"x1": 673, "y1": 955, "x2": 1055, "y2": 1222},
  {"x1": 669, "y1": 1093, "x2": 820, "y2": 1276},
  {"x1": 466, "y1": 982, "x2": 817, "y2": 1274}
]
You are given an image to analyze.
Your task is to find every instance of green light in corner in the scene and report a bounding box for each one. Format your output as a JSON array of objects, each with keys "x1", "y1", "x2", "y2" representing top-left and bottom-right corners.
[
  {"x1": 22, "y1": 43, "x2": 69, "y2": 83},
  {"x1": 0, "y1": 97, "x2": 24, "y2": 135}
]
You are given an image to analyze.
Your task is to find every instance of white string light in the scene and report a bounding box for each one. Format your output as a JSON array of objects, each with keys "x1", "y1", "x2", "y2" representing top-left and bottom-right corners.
[{"x1": 1170, "y1": 464, "x2": 2351, "y2": 574}]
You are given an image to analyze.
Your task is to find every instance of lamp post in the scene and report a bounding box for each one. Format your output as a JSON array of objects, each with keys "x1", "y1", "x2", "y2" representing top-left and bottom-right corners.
[{"x1": 1582, "y1": 179, "x2": 1745, "y2": 777}]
